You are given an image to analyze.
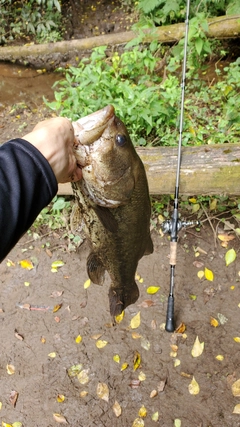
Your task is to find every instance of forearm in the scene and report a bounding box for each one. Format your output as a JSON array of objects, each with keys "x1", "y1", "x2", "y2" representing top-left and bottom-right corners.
[{"x1": 0, "y1": 138, "x2": 58, "y2": 262}]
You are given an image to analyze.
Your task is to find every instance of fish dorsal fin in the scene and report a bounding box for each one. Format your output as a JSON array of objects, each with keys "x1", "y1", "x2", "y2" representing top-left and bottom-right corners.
[
  {"x1": 87, "y1": 252, "x2": 105, "y2": 285},
  {"x1": 93, "y1": 205, "x2": 118, "y2": 233},
  {"x1": 144, "y1": 234, "x2": 154, "y2": 255}
]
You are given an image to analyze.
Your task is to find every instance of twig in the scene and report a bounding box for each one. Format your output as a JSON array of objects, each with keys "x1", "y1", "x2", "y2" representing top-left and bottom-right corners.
[{"x1": 200, "y1": 203, "x2": 218, "y2": 247}]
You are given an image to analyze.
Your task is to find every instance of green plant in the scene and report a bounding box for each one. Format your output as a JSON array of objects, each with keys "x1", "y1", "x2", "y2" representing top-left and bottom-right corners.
[
  {"x1": 33, "y1": 196, "x2": 71, "y2": 230},
  {"x1": 0, "y1": 0, "x2": 62, "y2": 44}
]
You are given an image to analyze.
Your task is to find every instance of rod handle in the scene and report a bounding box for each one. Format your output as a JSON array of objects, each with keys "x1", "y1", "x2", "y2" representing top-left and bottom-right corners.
[{"x1": 165, "y1": 295, "x2": 175, "y2": 332}]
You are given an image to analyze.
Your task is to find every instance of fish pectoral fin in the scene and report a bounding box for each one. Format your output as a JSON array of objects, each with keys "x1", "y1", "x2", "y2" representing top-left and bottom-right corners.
[
  {"x1": 144, "y1": 234, "x2": 154, "y2": 255},
  {"x1": 93, "y1": 205, "x2": 118, "y2": 233},
  {"x1": 109, "y1": 282, "x2": 139, "y2": 316},
  {"x1": 87, "y1": 252, "x2": 105, "y2": 285}
]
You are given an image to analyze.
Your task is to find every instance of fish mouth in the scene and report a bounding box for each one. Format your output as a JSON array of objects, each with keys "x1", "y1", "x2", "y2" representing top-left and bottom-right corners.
[{"x1": 72, "y1": 105, "x2": 115, "y2": 147}]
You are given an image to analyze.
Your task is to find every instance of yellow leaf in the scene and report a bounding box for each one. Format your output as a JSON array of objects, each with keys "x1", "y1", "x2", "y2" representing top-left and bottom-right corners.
[
  {"x1": 80, "y1": 391, "x2": 88, "y2": 398},
  {"x1": 83, "y1": 279, "x2": 91, "y2": 289},
  {"x1": 53, "y1": 304, "x2": 62, "y2": 313},
  {"x1": 24, "y1": 281, "x2": 30, "y2": 287},
  {"x1": 152, "y1": 411, "x2": 159, "y2": 422},
  {"x1": 209, "y1": 198, "x2": 217, "y2": 211},
  {"x1": 189, "y1": 197, "x2": 197, "y2": 203},
  {"x1": 96, "y1": 340, "x2": 108, "y2": 348},
  {"x1": 225, "y1": 248, "x2": 237, "y2": 266},
  {"x1": 197, "y1": 270, "x2": 204, "y2": 279},
  {"x1": 146, "y1": 286, "x2": 160, "y2": 294},
  {"x1": 2, "y1": 423, "x2": 12, "y2": 427},
  {"x1": 77, "y1": 369, "x2": 89, "y2": 385},
  {"x1": 113, "y1": 354, "x2": 120, "y2": 363},
  {"x1": 204, "y1": 267, "x2": 214, "y2": 281},
  {"x1": 112, "y1": 400, "x2": 121, "y2": 417},
  {"x1": 138, "y1": 405, "x2": 147, "y2": 417},
  {"x1": 48, "y1": 352, "x2": 56, "y2": 358},
  {"x1": 121, "y1": 362, "x2": 128, "y2": 371},
  {"x1": 191, "y1": 336, "x2": 204, "y2": 357},
  {"x1": 233, "y1": 337, "x2": 240, "y2": 343},
  {"x1": 218, "y1": 233, "x2": 235, "y2": 242},
  {"x1": 138, "y1": 371, "x2": 146, "y2": 381},
  {"x1": 51, "y1": 260, "x2": 65, "y2": 268},
  {"x1": 130, "y1": 312, "x2": 141, "y2": 329},
  {"x1": 174, "y1": 419, "x2": 182, "y2": 427},
  {"x1": 51, "y1": 267, "x2": 58, "y2": 273},
  {"x1": 115, "y1": 310, "x2": 124, "y2": 323},
  {"x1": 232, "y1": 379, "x2": 240, "y2": 397},
  {"x1": 175, "y1": 323, "x2": 186, "y2": 333},
  {"x1": 53, "y1": 413, "x2": 68, "y2": 423},
  {"x1": 150, "y1": 390, "x2": 158, "y2": 398},
  {"x1": 188, "y1": 376, "x2": 200, "y2": 395},
  {"x1": 133, "y1": 351, "x2": 141, "y2": 371},
  {"x1": 192, "y1": 203, "x2": 200, "y2": 213},
  {"x1": 12, "y1": 423, "x2": 22, "y2": 427},
  {"x1": 132, "y1": 418, "x2": 144, "y2": 427},
  {"x1": 174, "y1": 359, "x2": 181, "y2": 367},
  {"x1": 132, "y1": 332, "x2": 142, "y2": 339},
  {"x1": 216, "y1": 355, "x2": 224, "y2": 361},
  {"x1": 18, "y1": 259, "x2": 33, "y2": 270},
  {"x1": 0, "y1": 402, "x2": 2, "y2": 410},
  {"x1": 210, "y1": 317, "x2": 219, "y2": 327},
  {"x1": 7, "y1": 259, "x2": 15, "y2": 267},
  {"x1": 57, "y1": 394, "x2": 65, "y2": 403},
  {"x1": 75, "y1": 335, "x2": 82, "y2": 344},
  {"x1": 96, "y1": 382, "x2": 109, "y2": 402},
  {"x1": 233, "y1": 404, "x2": 240, "y2": 414},
  {"x1": 6, "y1": 364, "x2": 15, "y2": 375}
]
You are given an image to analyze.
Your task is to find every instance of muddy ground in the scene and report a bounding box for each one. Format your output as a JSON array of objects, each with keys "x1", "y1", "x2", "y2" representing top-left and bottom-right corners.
[{"x1": 1, "y1": 1, "x2": 240, "y2": 426}]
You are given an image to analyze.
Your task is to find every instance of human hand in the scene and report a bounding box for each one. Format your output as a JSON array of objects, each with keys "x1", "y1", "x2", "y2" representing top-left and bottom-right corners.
[{"x1": 23, "y1": 117, "x2": 82, "y2": 183}]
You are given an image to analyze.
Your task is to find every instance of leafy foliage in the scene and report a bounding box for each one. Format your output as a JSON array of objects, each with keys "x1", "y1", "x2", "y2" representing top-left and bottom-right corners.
[{"x1": 0, "y1": 0, "x2": 62, "y2": 44}]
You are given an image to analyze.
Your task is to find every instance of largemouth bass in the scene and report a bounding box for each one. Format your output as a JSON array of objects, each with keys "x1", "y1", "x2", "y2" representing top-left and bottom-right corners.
[{"x1": 71, "y1": 105, "x2": 153, "y2": 317}]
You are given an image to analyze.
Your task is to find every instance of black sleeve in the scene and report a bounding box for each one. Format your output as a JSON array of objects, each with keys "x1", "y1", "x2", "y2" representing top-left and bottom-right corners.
[{"x1": 0, "y1": 138, "x2": 58, "y2": 262}]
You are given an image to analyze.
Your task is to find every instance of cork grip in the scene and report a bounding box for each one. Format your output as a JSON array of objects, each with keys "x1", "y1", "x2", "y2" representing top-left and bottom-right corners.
[{"x1": 169, "y1": 241, "x2": 177, "y2": 265}]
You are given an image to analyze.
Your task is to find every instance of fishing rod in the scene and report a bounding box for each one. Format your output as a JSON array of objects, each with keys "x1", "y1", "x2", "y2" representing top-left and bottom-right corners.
[{"x1": 161, "y1": 0, "x2": 200, "y2": 332}]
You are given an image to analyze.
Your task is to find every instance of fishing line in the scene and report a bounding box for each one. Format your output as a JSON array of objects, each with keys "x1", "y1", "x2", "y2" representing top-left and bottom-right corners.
[{"x1": 161, "y1": 0, "x2": 200, "y2": 332}]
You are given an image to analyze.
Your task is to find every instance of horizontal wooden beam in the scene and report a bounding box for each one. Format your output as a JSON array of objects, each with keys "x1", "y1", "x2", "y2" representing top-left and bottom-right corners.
[{"x1": 58, "y1": 143, "x2": 240, "y2": 196}]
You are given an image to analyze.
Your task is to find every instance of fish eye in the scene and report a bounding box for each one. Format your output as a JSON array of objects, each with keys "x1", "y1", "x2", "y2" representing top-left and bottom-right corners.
[{"x1": 116, "y1": 134, "x2": 127, "y2": 147}]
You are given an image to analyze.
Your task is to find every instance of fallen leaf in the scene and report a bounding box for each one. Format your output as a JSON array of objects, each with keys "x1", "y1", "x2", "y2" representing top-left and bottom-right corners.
[
  {"x1": 138, "y1": 405, "x2": 147, "y2": 417},
  {"x1": 14, "y1": 331, "x2": 24, "y2": 341},
  {"x1": 53, "y1": 413, "x2": 68, "y2": 423},
  {"x1": 51, "y1": 260, "x2": 65, "y2": 268},
  {"x1": 77, "y1": 369, "x2": 89, "y2": 385},
  {"x1": 67, "y1": 365, "x2": 82, "y2": 377},
  {"x1": 150, "y1": 389, "x2": 158, "y2": 398},
  {"x1": 133, "y1": 351, "x2": 141, "y2": 371},
  {"x1": 152, "y1": 411, "x2": 159, "y2": 421},
  {"x1": 132, "y1": 332, "x2": 142, "y2": 339},
  {"x1": 146, "y1": 286, "x2": 160, "y2": 294},
  {"x1": 12, "y1": 423, "x2": 22, "y2": 427},
  {"x1": 18, "y1": 259, "x2": 34, "y2": 270},
  {"x1": 217, "y1": 313, "x2": 228, "y2": 325},
  {"x1": 0, "y1": 402, "x2": 2, "y2": 410},
  {"x1": 113, "y1": 401, "x2": 121, "y2": 417},
  {"x1": 216, "y1": 355, "x2": 224, "y2": 361},
  {"x1": 113, "y1": 354, "x2": 120, "y2": 363},
  {"x1": 138, "y1": 300, "x2": 155, "y2": 308},
  {"x1": 80, "y1": 391, "x2": 88, "y2": 398},
  {"x1": 53, "y1": 304, "x2": 62, "y2": 313},
  {"x1": 9, "y1": 390, "x2": 18, "y2": 407},
  {"x1": 174, "y1": 359, "x2": 181, "y2": 367},
  {"x1": 121, "y1": 362, "x2": 129, "y2": 371},
  {"x1": 188, "y1": 376, "x2": 200, "y2": 395},
  {"x1": 225, "y1": 248, "x2": 237, "y2": 266},
  {"x1": 2, "y1": 423, "x2": 12, "y2": 427},
  {"x1": 141, "y1": 337, "x2": 150, "y2": 351},
  {"x1": 6, "y1": 364, "x2": 15, "y2": 375},
  {"x1": 232, "y1": 379, "x2": 240, "y2": 396},
  {"x1": 57, "y1": 394, "x2": 65, "y2": 403},
  {"x1": 157, "y1": 379, "x2": 166, "y2": 392},
  {"x1": 96, "y1": 340, "x2": 108, "y2": 349},
  {"x1": 210, "y1": 317, "x2": 219, "y2": 327},
  {"x1": 96, "y1": 382, "x2": 109, "y2": 402},
  {"x1": 138, "y1": 371, "x2": 146, "y2": 381},
  {"x1": 191, "y1": 336, "x2": 204, "y2": 357},
  {"x1": 130, "y1": 312, "x2": 141, "y2": 329},
  {"x1": 193, "y1": 261, "x2": 204, "y2": 268},
  {"x1": 132, "y1": 418, "x2": 144, "y2": 426},
  {"x1": 75, "y1": 335, "x2": 82, "y2": 344},
  {"x1": 83, "y1": 279, "x2": 91, "y2": 289},
  {"x1": 151, "y1": 319, "x2": 157, "y2": 329},
  {"x1": 205, "y1": 267, "x2": 214, "y2": 281},
  {"x1": 24, "y1": 281, "x2": 30, "y2": 287},
  {"x1": 197, "y1": 270, "x2": 205, "y2": 279},
  {"x1": 174, "y1": 419, "x2": 182, "y2": 427},
  {"x1": 233, "y1": 337, "x2": 240, "y2": 343},
  {"x1": 50, "y1": 291, "x2": 63, "y2": 298},
  {"x1": 48, "y1": 352, "x2": 56, "y2": 358},
  {"x1": 175, "y1": 323, "x2": 186, "y2": 334},
  {"x1": 233, "y1": 404, "x2": 240, "y2": 414},
  {"x1": 129, "y1": 379, "x2": 140, "y2": 388},
  {"x1": 218, "y1": 233, "x2": 235, "y2": 242},
  {"x1": 91, "y1": 333, "x2": 102, "y2": 340},
  {"x1": 115, "y1": 310, "x2": 124, "y2": 323}
]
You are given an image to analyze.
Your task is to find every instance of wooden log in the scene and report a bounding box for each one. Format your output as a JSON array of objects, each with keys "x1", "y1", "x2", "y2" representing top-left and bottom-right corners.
[
  {"x1": 58, "y1": 143, "x2": 240, "y2": 196},
  {"x1": 0, "y1": 15, "x2": 239, "y2": 64}
]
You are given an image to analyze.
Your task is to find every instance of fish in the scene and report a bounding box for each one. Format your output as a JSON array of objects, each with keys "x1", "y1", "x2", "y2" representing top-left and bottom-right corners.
[{"x1": 71, "y1": 105, "x2": 153, "y2": 317}]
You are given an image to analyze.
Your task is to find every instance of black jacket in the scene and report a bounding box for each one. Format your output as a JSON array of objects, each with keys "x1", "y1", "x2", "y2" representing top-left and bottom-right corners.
[{"x1": 0, "y1": 138, "x2": 57, "y2": 262}]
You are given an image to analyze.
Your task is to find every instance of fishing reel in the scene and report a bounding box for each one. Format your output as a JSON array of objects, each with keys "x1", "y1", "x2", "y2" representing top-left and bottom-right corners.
[{"x1": 161, "y1": 218, "x2": 200, "y2": 235}]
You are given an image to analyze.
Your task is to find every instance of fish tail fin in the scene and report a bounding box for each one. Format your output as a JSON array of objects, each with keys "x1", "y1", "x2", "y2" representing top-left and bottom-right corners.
[
  {"x1": 87, "y1": 252, "x2": 105, "y2": 285},
  {"x1": 109, "y1": 281, "x2": 139, "y2": 317}
]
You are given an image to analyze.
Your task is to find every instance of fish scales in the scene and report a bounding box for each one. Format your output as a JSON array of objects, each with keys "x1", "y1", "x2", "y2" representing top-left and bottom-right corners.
[{"x1": 71, "y1": 105, "x2": 153, "y2": 316}]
